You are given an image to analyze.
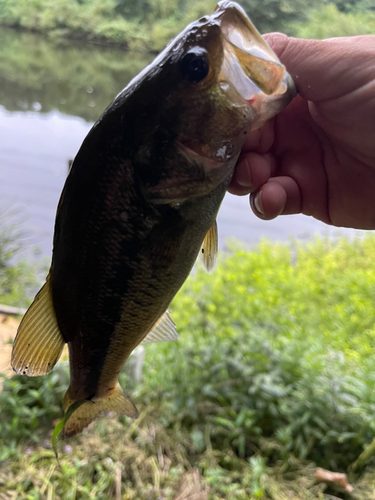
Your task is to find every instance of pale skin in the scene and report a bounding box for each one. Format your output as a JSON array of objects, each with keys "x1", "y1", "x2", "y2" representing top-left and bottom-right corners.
[{"x1": 228, "y1": 34, "x2": 375, "y2": 230}]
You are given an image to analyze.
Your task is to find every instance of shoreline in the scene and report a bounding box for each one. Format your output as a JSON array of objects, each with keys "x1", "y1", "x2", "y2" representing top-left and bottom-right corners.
[{"x1": 0, "y1": 24, "x2": 153, "y2": 52}]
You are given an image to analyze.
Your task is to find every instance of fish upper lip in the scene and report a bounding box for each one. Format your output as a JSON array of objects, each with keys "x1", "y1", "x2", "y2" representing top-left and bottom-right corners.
[
  {"x1": 215, "y1": 1, "x2": 280, "y2": 64},
  {"x1": 215, "y1": 1, "x2": 296, "y2": 105}
]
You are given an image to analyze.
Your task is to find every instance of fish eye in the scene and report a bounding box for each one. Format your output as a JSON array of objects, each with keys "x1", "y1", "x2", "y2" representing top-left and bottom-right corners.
[{"x1": 179, "y1": 49, "x2": 209, "y2": 84}]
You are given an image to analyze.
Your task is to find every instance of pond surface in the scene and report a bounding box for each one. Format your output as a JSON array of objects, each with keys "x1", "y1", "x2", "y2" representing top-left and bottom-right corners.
[{"x1": 0, "y1": 28, "x2": 363, "y2": 260}]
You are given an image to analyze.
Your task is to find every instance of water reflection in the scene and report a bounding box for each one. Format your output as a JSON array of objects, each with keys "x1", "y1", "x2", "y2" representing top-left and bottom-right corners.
[{"x1": 0, "y1": 28, "x2": 153, "y2": 121}]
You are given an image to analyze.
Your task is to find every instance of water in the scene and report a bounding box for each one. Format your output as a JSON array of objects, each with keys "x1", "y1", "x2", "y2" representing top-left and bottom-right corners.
[{"x1": 0, "y1": 28, "x2": 363, "y2": 260}]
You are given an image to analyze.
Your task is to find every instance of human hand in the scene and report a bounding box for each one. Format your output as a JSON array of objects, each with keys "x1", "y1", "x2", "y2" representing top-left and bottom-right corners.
[{"x1": 229, "y1": 34, "x2": 375, "y2": 229}]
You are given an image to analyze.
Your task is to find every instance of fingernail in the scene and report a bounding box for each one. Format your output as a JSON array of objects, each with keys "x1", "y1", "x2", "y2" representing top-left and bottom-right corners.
[
  {"x1": 238, "y1": 178, "x2": 252, "y2": 188},
  {"x1": 237, "y1": 159, "x2": 252, "y2": 188},
  {"x1": 254, "y1": 192, "x2": 264, "y2": 215}
]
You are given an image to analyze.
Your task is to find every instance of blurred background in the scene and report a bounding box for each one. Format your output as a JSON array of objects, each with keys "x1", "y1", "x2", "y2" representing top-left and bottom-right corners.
[{"x1": 0, "y1": 1, "x2": 374, "y2": 499}]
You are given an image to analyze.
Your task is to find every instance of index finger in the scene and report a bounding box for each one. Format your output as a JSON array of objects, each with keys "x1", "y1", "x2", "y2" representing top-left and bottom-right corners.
[{"x1": 263, "y1": 33, "x2": 375, "y2": 102}]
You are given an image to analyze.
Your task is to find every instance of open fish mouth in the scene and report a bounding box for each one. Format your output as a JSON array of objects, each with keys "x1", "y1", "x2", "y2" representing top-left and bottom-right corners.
[
  {"x1": 215, "y1": 0, "x2": 296, "y2": 128},
  {"x1": 172, "y1": 1, "x2": 296, "y2": 193}
]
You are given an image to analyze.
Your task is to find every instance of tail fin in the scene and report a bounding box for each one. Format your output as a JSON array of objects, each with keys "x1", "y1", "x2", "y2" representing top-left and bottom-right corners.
[{"x1": 62, "y1": 384, "x2": 139, "y2": 437}]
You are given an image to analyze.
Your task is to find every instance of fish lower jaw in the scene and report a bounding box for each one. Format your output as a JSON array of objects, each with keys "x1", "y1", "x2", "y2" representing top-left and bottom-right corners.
[
  {"x1": 146, "y1": 141, "x2": 240, "y2": 204},
  {"x1": 148, "y1": 180, "x2": 211, "y2": 205},
  {"x1": 149, "y1": 160, "x2": 236, "y2": 205}
]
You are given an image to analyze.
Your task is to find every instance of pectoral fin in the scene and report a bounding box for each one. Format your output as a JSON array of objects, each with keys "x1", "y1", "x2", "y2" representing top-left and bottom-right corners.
[
  {"x1": 199, "y1": 220, "x2": 218, "y2": 274},
  {"x1": 140, "y1": 310, "x2": 179, "y2": 344},
  {"x1": 11, "y1": 275, "x2": 65, "y2": 376}
]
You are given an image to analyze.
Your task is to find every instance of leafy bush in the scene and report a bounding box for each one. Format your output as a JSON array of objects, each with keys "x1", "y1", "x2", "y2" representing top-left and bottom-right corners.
[
  {"x1": 2, "y1": 0, "x2": 373, "y2": 51},
  {"x1": 0, "y1": 0, "x2": 217, "y2": 51},
  {"x1": 240, "y1": 0, "x2": 326, "y2": 34},
  {"x1": 290, "y1": 4, "x2": 375, "y2": 38},
  {"x1": 333, "y1": 0, "x2": 375, "y2": 13},
  {"x1": 139, "y1": 237, "x2": 375, "y2": 470},
  {"x1": 0, "y1": 365, "x2": 68, "y2": 460}
]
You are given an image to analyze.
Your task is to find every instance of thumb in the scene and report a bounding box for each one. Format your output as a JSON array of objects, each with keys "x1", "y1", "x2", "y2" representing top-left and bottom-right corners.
[{"x1": 263, "y1": 33, "x2": 375, "y2": 102}]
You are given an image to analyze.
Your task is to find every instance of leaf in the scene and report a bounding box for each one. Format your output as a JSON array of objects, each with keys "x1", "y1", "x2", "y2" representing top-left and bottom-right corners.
[
  {"x1": 213, "y1": 417, "x2": 235, "y2": 430},
  {"x1": 51, "y1": 401, "x2": 86, "y2": 461}
]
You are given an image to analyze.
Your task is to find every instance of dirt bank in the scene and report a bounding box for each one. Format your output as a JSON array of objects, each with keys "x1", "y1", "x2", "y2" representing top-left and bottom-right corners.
[{"x1": 0, "y1": 314, "x2": 19, "y2": 375}]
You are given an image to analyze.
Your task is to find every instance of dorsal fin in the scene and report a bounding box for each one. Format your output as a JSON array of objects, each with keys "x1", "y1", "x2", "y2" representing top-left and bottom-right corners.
[
  {"x1": 140, "y1": 310, "x2": 179, "y2": 345},
  {"x1": 199, "y1": 220, "x2": 218, "y2": 274},
  {"x1": 11, "y1": 275, "x2": 65, "y2": 376}
]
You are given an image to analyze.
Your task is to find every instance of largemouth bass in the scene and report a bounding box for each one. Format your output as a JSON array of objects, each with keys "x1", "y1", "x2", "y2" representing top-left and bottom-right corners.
[{"x1": 11, "y1": 1, "x2": 295, "y2": 437}]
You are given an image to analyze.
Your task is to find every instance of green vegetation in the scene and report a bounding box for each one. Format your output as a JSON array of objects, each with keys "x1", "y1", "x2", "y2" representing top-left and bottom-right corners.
[
  {"x1": 2, "y1": 235, "x2": 375, "y2": 497},
  {"x1": 290, "y1": 4, "x2": 375, "y2": 38},
  {"x1": 0, "y1": 211, "x2": 43, "y2": 307},
  {"x1": 0, "y1": 0, "x2": 218, "y2": 52},
  {"x1": 0, "y1": 0, "x2": 373, "y2": 54},
  {"x1": 239, "y1": 0, "x2": 326, "y2": 34},
  {"x1": 331, "y1": 0, "x2": 374, "y2": 13}
]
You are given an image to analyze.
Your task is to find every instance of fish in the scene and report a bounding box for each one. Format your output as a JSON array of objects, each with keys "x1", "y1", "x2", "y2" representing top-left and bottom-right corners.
[{"x1": 11, "y1": 0, "x2": 296, "y2": 437}]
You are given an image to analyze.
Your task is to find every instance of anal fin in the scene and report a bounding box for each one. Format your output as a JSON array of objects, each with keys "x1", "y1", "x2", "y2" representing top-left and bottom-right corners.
[
  {"x1": 140, "y1": 310, "x2": 179, "y2": 345},
  {"x1": 199, "y1": 220, "x2": 218, "y2": 274},
  {"x1": 11, "y1": 275, "x2": 65, "y2": 376}
]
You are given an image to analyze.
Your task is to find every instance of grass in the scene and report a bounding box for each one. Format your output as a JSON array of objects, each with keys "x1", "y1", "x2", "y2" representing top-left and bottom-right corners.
[
  {"x1": 2, "y1": 409, "x2": 375, "y2": 499},
  {"x1": 0, "y1": 210, "x2": 46, "y2": 308}
]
